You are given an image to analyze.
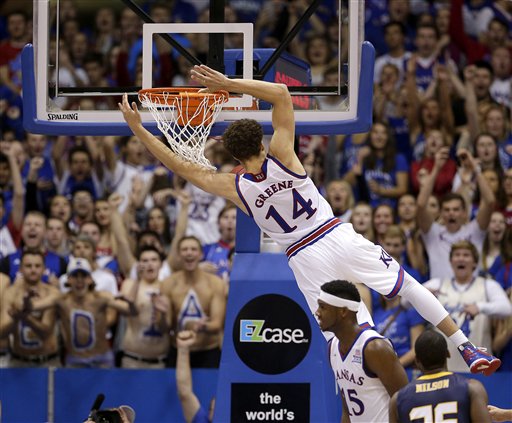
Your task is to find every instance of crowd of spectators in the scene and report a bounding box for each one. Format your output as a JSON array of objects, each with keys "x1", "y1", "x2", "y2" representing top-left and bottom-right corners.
[{"x1": 0, "y1": 0, "x2": 511, "y2": 381}]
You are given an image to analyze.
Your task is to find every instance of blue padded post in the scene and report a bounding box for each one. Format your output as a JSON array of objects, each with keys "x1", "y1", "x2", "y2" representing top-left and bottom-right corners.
[
  {"x1": 213, "y1": 253, "x2": 339, "y2": 422},
  {"x1": 234, "y1": 208, "x2": 260, "y2": 253}
]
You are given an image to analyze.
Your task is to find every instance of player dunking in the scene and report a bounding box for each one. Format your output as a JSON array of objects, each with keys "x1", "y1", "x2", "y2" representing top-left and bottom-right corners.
[{"x1": 119, "y1": 64, "x2": 500, "y2": 375}]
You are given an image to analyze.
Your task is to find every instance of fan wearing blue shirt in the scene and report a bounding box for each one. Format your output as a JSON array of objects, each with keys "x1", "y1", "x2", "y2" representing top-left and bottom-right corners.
[{"x1": 360, "y1": 122, "x2": 409, "y2": 209}]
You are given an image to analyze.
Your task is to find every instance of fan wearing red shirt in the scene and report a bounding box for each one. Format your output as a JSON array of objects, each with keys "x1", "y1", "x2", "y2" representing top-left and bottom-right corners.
[
  {"x1": 0, "y1": 11, "x2": 30, "y2": 95},
  {"x1": 411, "y1": 129, "x2": 457, "y2": 197}
]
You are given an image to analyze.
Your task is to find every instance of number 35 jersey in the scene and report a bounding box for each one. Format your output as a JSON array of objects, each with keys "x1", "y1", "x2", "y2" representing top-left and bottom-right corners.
[
  {"x1": 328, "y1": 328, "x2": 392, "y2": 423},
  {"x1": 235, "y1": 155, "x2": 333, "y2": 246}
]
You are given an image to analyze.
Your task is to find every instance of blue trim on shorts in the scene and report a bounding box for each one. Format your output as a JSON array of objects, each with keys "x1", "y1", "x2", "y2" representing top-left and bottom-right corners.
[
  {"x1": 385, "y1": 266, "x2": 405, "y2": 299},
  {"x1": 286, "y1": 218, "x2": 342, "y2": 259}
]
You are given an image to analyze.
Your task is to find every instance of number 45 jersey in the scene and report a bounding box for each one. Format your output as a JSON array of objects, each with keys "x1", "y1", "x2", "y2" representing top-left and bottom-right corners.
[
  {"x1": 328, "y1": 328, "x2": 393, "y2": 423},
  {"x1": 235, "y1": 155, "x2": 333, "y2": 246}
]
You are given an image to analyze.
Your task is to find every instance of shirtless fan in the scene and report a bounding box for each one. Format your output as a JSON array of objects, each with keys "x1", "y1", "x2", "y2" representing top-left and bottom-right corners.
[{"x1": 138, "y1": 88, "x2": 229, "y2": 170}]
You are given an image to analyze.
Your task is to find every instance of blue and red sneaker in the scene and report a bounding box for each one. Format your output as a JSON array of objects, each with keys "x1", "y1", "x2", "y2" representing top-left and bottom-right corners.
[{"x1": 458, "y1": 343, "x2": 501, "y2": 376}]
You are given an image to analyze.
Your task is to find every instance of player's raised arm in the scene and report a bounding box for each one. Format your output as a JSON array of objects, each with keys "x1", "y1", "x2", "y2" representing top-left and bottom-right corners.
[
  {"x1": 118, "y1": 94, "x2": 244, "y2": 211},
  {"x1": 190, "y1": 65, "x2": 300, "y2": 171}
]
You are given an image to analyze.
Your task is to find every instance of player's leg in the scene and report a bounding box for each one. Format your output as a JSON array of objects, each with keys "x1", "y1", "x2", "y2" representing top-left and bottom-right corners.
[
  {"x1": 398, "y1": 275, "x2": 500, "y2": 375},
  {"x1": 339, "y1": 227, "x2": 501, "y2": 375},
  {"x1": 288, "y1": 246, "x2": 374, "y2": 327}
]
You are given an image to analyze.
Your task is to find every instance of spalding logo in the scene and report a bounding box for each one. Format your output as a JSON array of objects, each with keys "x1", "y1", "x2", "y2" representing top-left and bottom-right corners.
[{"x1": 47, "y1": 113, "x2": 79, "y2": 120}]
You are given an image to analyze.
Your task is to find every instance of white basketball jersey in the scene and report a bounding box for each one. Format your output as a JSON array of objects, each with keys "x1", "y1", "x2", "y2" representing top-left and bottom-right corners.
[
  {"x1": 329, "y1": 329, "x2": 392, "y2": 423},
  {"x1": 236, "y1": 155, "x2": 333, "y2": 246},
  {"x1": 437, "y1": 277, "x2": 492, "y2": 372}
]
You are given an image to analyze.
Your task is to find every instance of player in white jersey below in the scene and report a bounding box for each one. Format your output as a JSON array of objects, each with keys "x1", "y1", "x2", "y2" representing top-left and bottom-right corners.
[
  {"x1": 316, "y1": 279, "x2": 408, "y2": 423},
  {"x1": 119, "y1": 63, "x2": 500, "y2": 375}
]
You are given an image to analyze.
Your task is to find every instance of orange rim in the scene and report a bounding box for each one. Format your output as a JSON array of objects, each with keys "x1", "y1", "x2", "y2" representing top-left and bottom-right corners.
[
  {"x1": 139, "y1": 88, "x2": 229, "y2": 126},
  {"x1": 138, "y1": 87, "x2": 229, "y2": 106}
]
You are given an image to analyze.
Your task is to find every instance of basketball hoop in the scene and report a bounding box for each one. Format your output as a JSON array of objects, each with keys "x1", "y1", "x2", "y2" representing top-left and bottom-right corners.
[{"x1": 139, "y1": 87, "x2": 229, "y2": 170}]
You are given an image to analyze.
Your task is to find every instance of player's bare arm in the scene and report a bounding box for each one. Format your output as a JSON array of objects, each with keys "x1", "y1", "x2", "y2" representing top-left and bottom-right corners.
[
  {"x1": 176, "y1": 330, "x2": 201, "y2": 423},
  {"x1": 198, "y1": 275, "x2": 226, "y2": 334},
  {"x1": 488, "y1": 406, "x2": 512, "y2": 422},
  {"x1": 388, "y1": 392, "x2": 399, "y2": 423},
  {"x1": 468, "y1": 379, "x2": 491, "y2": 422},
  {"x1": 416, "y1": 146, "x2": 449, "y2": 233},
  {"x1": 100, "y1": 291, "x2": 138, "y2": 316},
  {"x1": 467, "y1": 151, "x2": 496, "y2": 231},
  {"x1": 0, "y1": 288, "x2": 18, "y2": 337},
  {"x1": 27, "y1": 290, "x2": 61, "y2": 312},
  {"x1": 21, "y1": 311, "x2": 56, "y2": 338},
  {"x1": 151, "y1": 292, "x2": 172, "y2": 333},
  {"x1": 113, "y1": 277, "x2": 142, "y2": 315},
  {"x1": 190, "y1": 65, "x2": 303, "y2": 173},
  {"x1": 118, "y1": 94, "x2": 244, "y2": 212},
  {"x1": 364, "y1": 339, "x2": 408, "y2": 397}
]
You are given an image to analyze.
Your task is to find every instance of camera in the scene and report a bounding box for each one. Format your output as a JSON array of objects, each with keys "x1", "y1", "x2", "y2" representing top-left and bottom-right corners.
[
  {"x1": 89, "y1": 409, "x2": 124, "y2": 423},
  {"x1": 85, "y1": 394, "x2": 135, "y2": 423}
]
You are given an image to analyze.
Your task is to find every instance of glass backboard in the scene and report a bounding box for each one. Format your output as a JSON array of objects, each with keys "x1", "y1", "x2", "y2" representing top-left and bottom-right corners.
[{"x1": 23, "y1": 0, "x2": 374, "y2": 136}]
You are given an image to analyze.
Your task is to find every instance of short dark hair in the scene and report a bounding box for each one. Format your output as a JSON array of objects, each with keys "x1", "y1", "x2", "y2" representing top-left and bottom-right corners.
[
  {"x1": 384, "y1": 21, "x2": 406, "y2": 36},
  {"x1": 474, "y1": 60, "x2": 494, "y2": 77},
  {"x1": 68, "y1": 145, "x2": 93, "y2": 165},
  {"x1": 71, "y1": 186, "x2": 95, "y2": 199},
  {"x1": 137, "y1": 244, "x2": 163, "y2": 261},
  {"x1": 415, "y1": 330, "x2": 449, "y2": 371},
  {"x1": 21, "y1": 248, "x2": 45, "y2": 263},
  {"x1": 222, "y1": 119, "x2": 263, "y2": 161},
  {"x1": 416, "y1": 23, "x2": 439, "y2": 39},
  {"x1": 136, "y1": 229, "x2": 161, "y2": 244},
  {"x1": 320, "y1": 280, "x2": 361, "y2": 303},
  {"x1": 440, "y1": 192, "x2": 466, "y2": 210},
  {"x1": 135, "y1": 230, "x2": 164, "y2": 258}
]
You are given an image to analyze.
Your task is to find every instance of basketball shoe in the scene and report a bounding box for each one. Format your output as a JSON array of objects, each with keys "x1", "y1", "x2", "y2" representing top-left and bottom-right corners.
[{"x1": 458, "y1": 342, "x2": 501, "y2": 376}]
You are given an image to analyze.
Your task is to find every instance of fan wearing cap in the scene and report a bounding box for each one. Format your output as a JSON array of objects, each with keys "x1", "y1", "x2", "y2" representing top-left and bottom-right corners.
[
  {"x1": 316, "y1": 280, "x2": 408, "y2": 423},
  {"x1": 24, "y1": 257, "x2": 139, "y2": 368}
]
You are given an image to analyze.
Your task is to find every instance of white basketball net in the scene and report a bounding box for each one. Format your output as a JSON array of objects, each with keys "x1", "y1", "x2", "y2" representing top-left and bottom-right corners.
[{"x1": 139, "y1": 90, "x2": 228, "y2": 170}]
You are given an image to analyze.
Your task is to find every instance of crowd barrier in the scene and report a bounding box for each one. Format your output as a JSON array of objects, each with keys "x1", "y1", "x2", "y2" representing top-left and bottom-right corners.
[{"x1": 0, "y1": 368, "x2": 510, "y2": 422}]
